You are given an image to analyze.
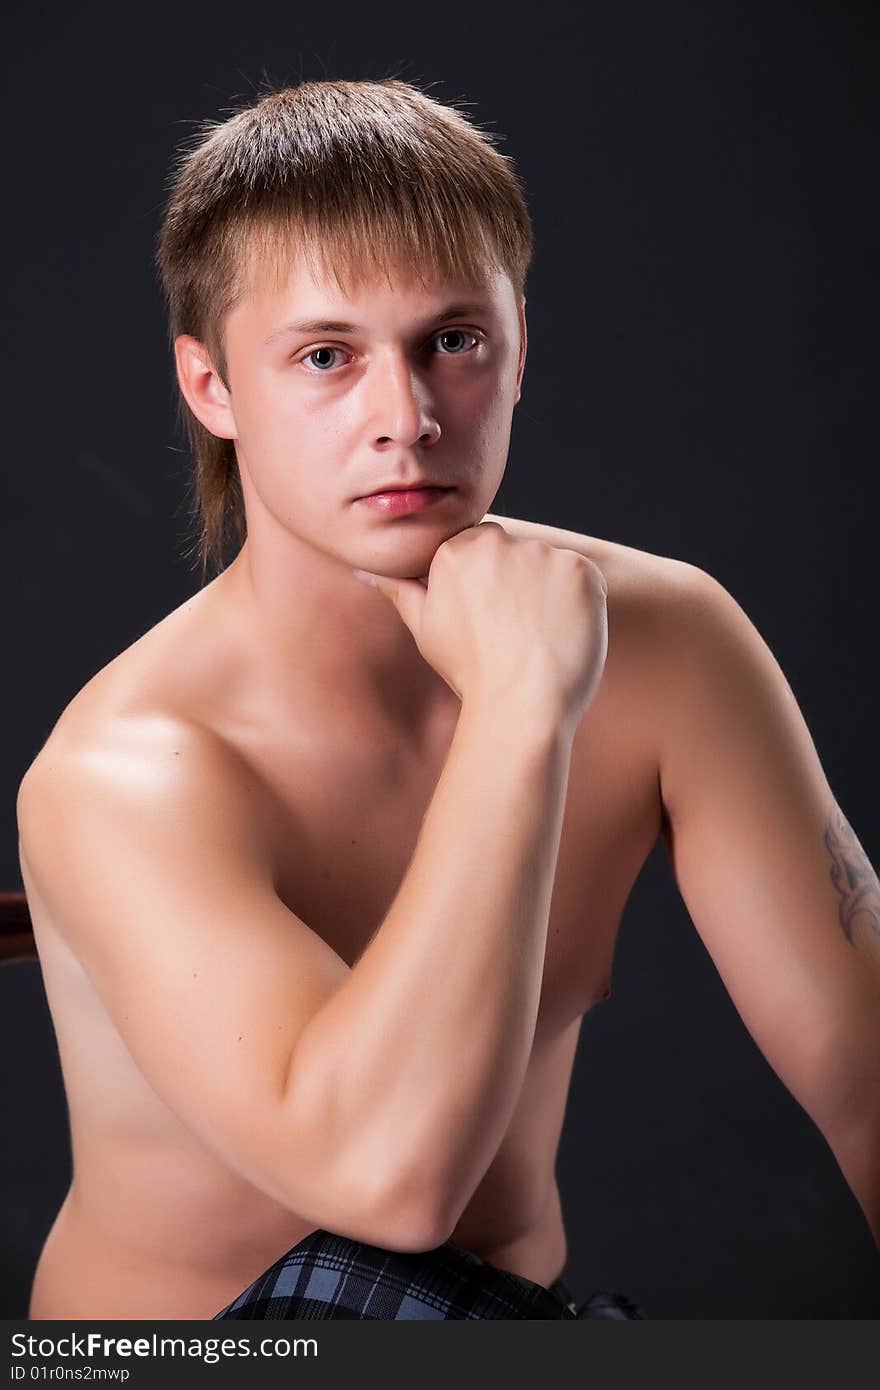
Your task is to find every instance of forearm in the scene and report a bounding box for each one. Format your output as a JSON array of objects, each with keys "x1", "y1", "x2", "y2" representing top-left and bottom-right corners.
[{"x1": 286, "y1": 694, "x2": 574, "y2": 1239}]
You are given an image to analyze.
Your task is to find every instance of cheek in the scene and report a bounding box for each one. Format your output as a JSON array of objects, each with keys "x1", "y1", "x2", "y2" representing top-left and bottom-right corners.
[
  {"x1": 434, "y1": 374, "x2": 505, "y2": 437},
  {"x1": 278, "y1": 380, "x2": 366, "y2": 444},
  {"x1": 256, "y1": 468, "x2": 338, "y2": 537},
  {"x1": 242, "y1": 376, "x2": 345, "y2": 452},
  {"x1": 469, "y1": 378, "x2": 515, "y2": 441}
]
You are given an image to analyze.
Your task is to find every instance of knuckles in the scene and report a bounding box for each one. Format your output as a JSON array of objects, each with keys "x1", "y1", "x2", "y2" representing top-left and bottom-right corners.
[{"x1": 435, "y1": 525, "x2": 608, "y2": 600}]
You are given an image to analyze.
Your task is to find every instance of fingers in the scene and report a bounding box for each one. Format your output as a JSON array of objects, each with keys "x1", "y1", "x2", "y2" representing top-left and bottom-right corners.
[
  {"x1": 374, "y1": 575, "x2": 429, "y2": 634},
  {"x1": 352, "y1": 570, "x2": 428, "y2": 636}
]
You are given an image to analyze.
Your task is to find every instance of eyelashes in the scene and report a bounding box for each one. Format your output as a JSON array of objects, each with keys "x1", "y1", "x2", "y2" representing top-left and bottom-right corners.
[{"x1": 297, "y1": 328, "x2": 485, "y2": 375}]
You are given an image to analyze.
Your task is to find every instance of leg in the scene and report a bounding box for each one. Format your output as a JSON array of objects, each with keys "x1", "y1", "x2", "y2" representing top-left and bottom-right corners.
[{"x1": 213, "y1": 1228, "x2": 579, "y2": 1320}]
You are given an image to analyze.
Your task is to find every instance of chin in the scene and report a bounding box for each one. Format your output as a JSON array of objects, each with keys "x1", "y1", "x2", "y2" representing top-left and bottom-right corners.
[{"x1": 363, "y1": 526, "x2": 466, "y2": 578}]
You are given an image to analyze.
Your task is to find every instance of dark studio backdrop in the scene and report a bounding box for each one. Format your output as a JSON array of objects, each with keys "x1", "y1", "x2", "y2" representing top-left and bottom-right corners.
[{"x1": 3, "y1": 0, "x2": 878, "y2": 1319}]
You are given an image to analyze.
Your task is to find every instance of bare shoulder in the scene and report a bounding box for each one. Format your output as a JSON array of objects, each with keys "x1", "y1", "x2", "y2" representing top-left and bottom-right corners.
[
  {"x1": 17, "y1": 572, "x2": 243, "y2": 795},
  {"x1": 17, "y1": 702, "x2": 271, "y2": 899},
  {"x1": 481, "y1": 515, "x2": 718, "y2": 796},
  {"x1": 482, "y1": 511, "x2": 706, "y2": 636}
]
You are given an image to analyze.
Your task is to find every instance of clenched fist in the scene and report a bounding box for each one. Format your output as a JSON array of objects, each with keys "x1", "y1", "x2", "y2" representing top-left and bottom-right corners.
[{"x1": 354, "y1": 521, "x2": 608, "y2": 739}]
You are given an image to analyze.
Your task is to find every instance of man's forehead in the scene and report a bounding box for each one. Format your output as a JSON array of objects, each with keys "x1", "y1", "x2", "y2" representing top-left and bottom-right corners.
[
  {"x1": 233, "y1": 257, "x2": 515, "y2": 349},
  {"x1": 276, "y1": 265, "x2": 503, "y2": 306}
]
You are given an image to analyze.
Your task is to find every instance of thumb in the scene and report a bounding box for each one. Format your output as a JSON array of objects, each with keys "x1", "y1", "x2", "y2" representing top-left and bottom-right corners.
[{"x1": 353, "y1": 569, "x2": 429, "y2": 636}]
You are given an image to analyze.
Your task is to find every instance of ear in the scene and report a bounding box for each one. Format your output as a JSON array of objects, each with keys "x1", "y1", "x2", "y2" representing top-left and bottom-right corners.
[
  {"x1": 174, "y1": 335, "x2": 238, "y2": 441},
  {"x1": 514, "y1": 296, "x2": 528, "y2": 405}
]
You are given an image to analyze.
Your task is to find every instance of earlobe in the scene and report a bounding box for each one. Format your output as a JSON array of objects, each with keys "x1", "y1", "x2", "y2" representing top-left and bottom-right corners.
[{"x1": 174, "y1": 334, "x2": 238, "y2": 441}]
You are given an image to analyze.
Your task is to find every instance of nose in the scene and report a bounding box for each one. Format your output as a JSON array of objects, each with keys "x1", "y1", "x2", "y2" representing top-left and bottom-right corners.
[{"x1": 370, "y1": 350, "x2": 441, "y2": 449}]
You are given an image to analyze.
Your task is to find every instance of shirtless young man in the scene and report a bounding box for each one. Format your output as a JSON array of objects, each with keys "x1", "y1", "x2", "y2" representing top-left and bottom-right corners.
[{"x1": 15, "y1": 79, "x2": 880, "y2": 1321}]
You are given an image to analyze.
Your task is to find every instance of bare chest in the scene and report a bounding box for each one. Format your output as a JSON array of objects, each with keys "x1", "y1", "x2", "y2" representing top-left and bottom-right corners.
[
  {"x1": 38, "y1": 690, "x2": 662, "y2": 1145},
  {"x1": 29, "y1": 663, "x2": 663, "y2": 1311},
  {"x1": 248, "y1": 709, "x2": 661, "y2": 1031}
]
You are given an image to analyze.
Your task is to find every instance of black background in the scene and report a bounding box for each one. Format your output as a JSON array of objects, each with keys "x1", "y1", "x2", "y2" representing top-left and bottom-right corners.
[{"x1": 4, "y1": 0, "x2": 879, "y2": 1317}]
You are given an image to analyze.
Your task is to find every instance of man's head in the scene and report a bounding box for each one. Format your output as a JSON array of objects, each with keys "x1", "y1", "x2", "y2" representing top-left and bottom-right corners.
[{"x1": 155, "y1": 78, "x2": 533, "y2": 583}]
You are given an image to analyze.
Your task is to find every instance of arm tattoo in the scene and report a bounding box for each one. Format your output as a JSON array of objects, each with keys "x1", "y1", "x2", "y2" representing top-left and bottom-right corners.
[{"x1": 824, "y1": 806, "x2": 880, "y2": 948}]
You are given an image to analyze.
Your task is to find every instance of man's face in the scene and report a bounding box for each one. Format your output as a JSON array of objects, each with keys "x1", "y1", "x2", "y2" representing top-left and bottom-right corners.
[{"x1": 184, "y1": 252, "x2": 527, "y2": 581}]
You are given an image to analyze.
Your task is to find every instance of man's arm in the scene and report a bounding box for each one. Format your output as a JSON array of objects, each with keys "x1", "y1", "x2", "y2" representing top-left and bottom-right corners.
[
  {"x1": 17, "y1": 694, "x2": 574, "y2": 1250},
  {"x1": 654, "y1": 562, "x2": 880, "y2": 1244}
]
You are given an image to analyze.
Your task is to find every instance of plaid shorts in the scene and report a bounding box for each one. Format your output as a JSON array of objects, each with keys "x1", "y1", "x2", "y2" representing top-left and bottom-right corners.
[{"x1": 212, "y1": 1227, "x2": 645, "y2": 1320}]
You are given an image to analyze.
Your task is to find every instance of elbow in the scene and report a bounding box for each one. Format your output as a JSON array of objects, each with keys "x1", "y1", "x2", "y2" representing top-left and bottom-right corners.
[
  {"x1": 370, "y1": 1129, "x2": 487, "y2": 1253},
  {"x1": 380, "y1": 1209, "x2": 453, "y2": 1255},
  {"x1": 279, "y1": 1107, "x2": 452, "y2": 1254},
  {"x1": 280, "y1": 1036, "x2": 455, "y2": 1254},
  {"x1": 368, "y1": 1155, "x2": 456, "y2": 1254},
  {"x1": 270, "y1": 1149, "x2": 448, "y2": 1255},
  {"x1": 317, "y1": 1177, "x2": 451, "y2": 1256}
]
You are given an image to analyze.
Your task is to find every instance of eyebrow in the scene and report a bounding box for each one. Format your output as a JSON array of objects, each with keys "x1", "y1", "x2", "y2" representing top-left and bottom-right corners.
[{"x1": 262, "y1": 302, "x2": 492, "y2": 347}]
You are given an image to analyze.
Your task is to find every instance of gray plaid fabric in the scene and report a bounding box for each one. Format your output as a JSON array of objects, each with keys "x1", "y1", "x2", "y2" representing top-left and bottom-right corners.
[{"x1": 212, "y1": 1228, "x2": 645, "y2": 1320}]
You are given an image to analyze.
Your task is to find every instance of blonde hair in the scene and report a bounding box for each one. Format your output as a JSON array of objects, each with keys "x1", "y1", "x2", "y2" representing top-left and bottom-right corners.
[{"x1": 154, "y1": 77, "x2": 535, "y2": 582}]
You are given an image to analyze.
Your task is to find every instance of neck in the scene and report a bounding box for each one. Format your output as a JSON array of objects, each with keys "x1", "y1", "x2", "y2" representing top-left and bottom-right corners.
[{"x1": 216, "y1": 534, "x2": 455, "y2": 737}]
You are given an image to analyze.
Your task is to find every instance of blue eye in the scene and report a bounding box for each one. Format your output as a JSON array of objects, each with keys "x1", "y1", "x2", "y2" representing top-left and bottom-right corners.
[
  {"x1": 434, "y1": 329, "x2": 478, "y2": 355},
  {"x1": 298, "y1": 329, "x2": 482, "y2": 375},
  {"x1": 303, "y1": 346, "x2": 345, "y2": 372}
]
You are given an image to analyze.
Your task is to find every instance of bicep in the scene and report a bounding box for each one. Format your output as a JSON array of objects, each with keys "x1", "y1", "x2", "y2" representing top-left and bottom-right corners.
[
  {"x1": 16, "y1": 731, "x2": 351, "y2": 1206},
  {"x1": 656, "y1": 567, "x2": 880, "y2": 1137}
]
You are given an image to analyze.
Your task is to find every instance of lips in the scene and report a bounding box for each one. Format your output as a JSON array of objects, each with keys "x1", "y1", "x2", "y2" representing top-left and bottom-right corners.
[
  {"x1": 356, "y1": 485, "x2": 456, "y2": 517},
  {"x1": 359, "y1": 482, "x2": 451, "y2": 498}
]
